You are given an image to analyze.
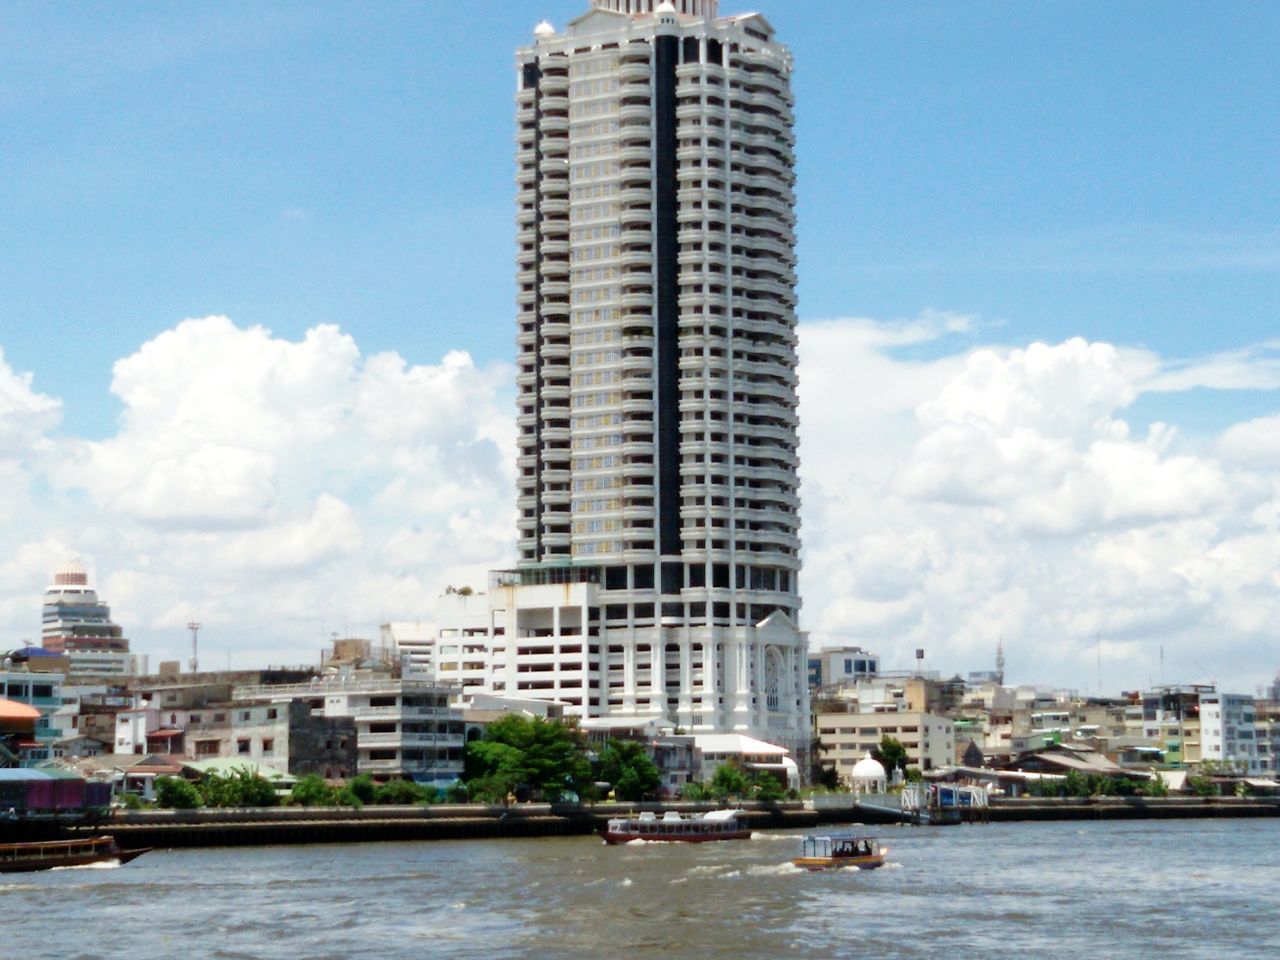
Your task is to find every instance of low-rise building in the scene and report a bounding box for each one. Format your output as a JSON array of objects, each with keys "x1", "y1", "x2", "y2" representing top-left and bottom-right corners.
[
  {"x1": 808, "y1": 646, "x2": 879, "y2": 690},
  {"x1": 0, "y1": 667, "x2": 65, "y2": 761},
  {"x1": 815, "y1": 709, "x2": 955, "y2": 779},
  {"x1": 1139, "y1": 684, "x2": 1210, "y2": 768},
  {"x1": 180, "y1": 699, "x2": 357, "y2": 779},
  {"x1": 235, "y1": 677, "x2": 465, "y2": 785}
]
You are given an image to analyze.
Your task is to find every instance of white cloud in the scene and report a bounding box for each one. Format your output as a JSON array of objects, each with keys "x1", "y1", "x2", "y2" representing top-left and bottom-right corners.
[
  {"x1": 799, "y1": 323, "x2": 1280, "y2": 693},
  {"x1": 0, "y1": 317, "x2": 515, "y2": 665},
  {"x1": 0, "y1": 315, "x2": 1276, "y2": 695}
]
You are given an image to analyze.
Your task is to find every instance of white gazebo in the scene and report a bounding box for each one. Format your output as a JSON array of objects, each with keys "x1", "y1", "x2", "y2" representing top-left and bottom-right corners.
[{"x1": 850, "y1": 753, "x2": 887, "y2": 795}]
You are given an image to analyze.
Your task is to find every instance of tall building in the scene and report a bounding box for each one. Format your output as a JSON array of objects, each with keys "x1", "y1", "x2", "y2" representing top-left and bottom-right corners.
[
  {"x1": 37, "y1": 562, "x2": 146, "y2": 677},
  {"x1": 410, "y1": 0, "x2": 807, "y2": 763}
]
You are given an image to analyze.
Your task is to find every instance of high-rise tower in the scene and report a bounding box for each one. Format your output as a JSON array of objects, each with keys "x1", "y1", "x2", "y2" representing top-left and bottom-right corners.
[
  {"x1": 414, "y1": 0, "x2": 806, "y2": 761},
  {"x1": 515, "y1": 0, "x2": 799, "y2": 601}
]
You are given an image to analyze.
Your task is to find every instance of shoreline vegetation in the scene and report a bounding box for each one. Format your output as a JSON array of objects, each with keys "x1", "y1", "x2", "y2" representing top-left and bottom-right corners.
[{"x1": 68, "y1": 795, "x2": 1280, "y2": 850}]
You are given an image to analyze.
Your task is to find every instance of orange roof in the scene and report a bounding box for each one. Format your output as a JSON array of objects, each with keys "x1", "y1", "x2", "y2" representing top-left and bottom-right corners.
[{"x1": 0, "y1": 698, "x2": 42, "y2": 720}]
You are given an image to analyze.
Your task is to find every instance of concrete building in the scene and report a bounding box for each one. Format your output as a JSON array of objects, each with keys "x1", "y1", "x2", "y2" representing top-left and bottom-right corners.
[
  {"x1": 40, "y1": 564, "x2": 140, "y2": 676},
  {"x1": 815, "y1": 709, "x2": 955, "y2": 778},
  {"x1": 235, "y1": 677, "x2": 466, "y2": 786},
  {"x1": 1140, "y1": 684, "x2": 1211, "y2": 768},
  {"x1": 181, "y1": 698, "x2": 358, "y2": 779},
  {"x1": 0, "y1": 668, "x2": 65, "y2": 762},
  {"x1": 807, "y1": 646, "x2": 879, "y2": 690},
  {"x1": 1198, "y1": 691, "x2": 1261, "y2": 775},
  {"x1": 398, "y1": 0, "x2": 808, "y2": 763}
]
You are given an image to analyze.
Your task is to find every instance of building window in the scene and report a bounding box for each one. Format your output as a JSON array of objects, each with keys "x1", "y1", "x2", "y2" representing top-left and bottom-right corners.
[
  {"x1": 237, "y1": 738, "x2": 251, "y2": 755},
  {"x1": 262, "y1": 738, "x2": 274, "y2": 754}
]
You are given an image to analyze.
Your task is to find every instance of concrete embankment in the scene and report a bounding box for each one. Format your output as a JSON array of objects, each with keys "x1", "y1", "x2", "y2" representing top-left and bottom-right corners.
[
  {"x1": 79, "y1": 802, "x2": 824, "y2": 849},
  {"x1": 988, "y1": 795, "x2": 1280, "y2": 822},
  {"x1": 68, "y1": 795, "x2": 1280, "y2": 849}
]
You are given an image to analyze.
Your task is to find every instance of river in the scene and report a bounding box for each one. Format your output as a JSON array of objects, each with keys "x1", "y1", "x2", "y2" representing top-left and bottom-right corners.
[{"x1": 4, "y1": 818, "x2": 1274, "y2": 958}]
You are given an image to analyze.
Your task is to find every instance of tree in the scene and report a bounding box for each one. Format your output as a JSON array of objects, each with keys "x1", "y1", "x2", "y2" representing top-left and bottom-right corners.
[
  {"x1": 290, "y1": 774, "x2": 337, "y2": 806},
  {"x1": 872, "y1": 736, "x2": 909, "y2": 777},
  {"x1": 1188, "y1": 775, "x2": 1217, "y2": 797},
  {"x1": 1141, "y1": 775, "x2": 1169, "y2": 797},
  {"x1": 678, "y1": 781, "x2": 711, "y2": 801},
  {"x1": 199, "y1": 767, "x2": 278, "y2": 808},
  {"x1": 347, "y1": 774, "x2": 377, "y2": 804},
  {"x1": 752, "y1": 772, "x2": 787, "y2": 802},
  {"x1": 597, "y1": 739, "x2": 663, "y2": 801},
  {"x1": 708, "y1": 761, "x2": 751, "y2": 801},
  {"x1": 155, "y1": 776, "x2": 202, "y2": 809},
  {"x1": 464, "y1": 715, "x2": 592, "y2": 802},
  {"x1": 813, "y1": 765, "x2": 842, "y2": 792},
  {"x1": 372, "y1": 779, "x2": 433, "y2": 805}
]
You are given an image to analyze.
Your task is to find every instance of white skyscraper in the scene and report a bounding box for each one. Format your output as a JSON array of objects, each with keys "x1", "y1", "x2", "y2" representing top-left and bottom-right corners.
[{"x1": 412, "y1": 0, "x2": 808, "y2": 763}]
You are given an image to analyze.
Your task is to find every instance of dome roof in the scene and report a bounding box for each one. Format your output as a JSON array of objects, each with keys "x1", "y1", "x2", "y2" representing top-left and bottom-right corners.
[
  {"x1": 656, "y1": 1, "x2": 677, "y2": 11},
  {"x1": 534, "y1": 20, "x2": 555, "y2": 38},
  {"x1": 851, "y1": 754, "x2": 886, "y2": 780},
  {"x1": 54, "y1": 560, "x2": 88, "y2": 587}
]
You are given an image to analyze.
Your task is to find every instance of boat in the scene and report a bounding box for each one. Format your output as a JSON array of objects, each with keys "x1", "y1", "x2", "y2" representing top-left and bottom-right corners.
[
  {"x1": 792, "y1": 832, "x2": 887, "y2": 871},
  {"x1": 601, "y1": 809, "x2": 750, "y2": 844},
  {"x1": 0, "y1": 836, "x2": 150, "y2": 873}
]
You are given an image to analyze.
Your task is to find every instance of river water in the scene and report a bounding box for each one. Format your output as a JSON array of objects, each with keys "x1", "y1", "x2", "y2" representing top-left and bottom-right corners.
[{"x1": 4, "y1": 818, "x2": 1275, "y2": 958}]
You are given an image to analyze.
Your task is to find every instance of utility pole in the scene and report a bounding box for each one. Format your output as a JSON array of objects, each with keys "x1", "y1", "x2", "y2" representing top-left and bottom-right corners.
[{"x1": 187, "y1": 621, "x2": 201, "y2": 674}]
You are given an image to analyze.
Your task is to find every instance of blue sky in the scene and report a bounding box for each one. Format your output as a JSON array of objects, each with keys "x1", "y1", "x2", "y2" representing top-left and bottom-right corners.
[
  {"x1": 1, "y1": 1, "x2": 1277, "y2": 693},
  {"x1": 3, "y1": 1, "x2": 1277, "y2": 437}
]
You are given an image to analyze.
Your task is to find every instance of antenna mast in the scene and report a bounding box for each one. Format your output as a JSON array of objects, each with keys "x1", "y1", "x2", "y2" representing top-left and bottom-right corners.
[{"x1": 187, "y1": 621, "x2": 201, "y2": 673}]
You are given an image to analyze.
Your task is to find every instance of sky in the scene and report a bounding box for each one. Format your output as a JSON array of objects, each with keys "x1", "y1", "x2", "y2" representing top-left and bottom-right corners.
[{"x1": 1, "y1": 1, "x2": 1277, "y2": 696}]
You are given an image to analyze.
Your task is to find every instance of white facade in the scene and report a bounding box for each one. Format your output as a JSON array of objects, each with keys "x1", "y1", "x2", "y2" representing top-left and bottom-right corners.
[
  {"x1": 1198, "y1": 691, "x2": 1261, "y2": 775},
  {"x1": 114, "y1": 705, "x2": 157, "y2": 755},
  {"x1": 808, "y1": 646, "x2": 879, "y2": 689},
  {"x1": 495, "y1": 0, "x2": 808, "y2": 760}
]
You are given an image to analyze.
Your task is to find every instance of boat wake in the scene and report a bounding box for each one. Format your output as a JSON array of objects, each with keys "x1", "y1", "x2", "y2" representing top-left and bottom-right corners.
[
  {"x1": 750, "y1": 831, "x2": 800, "y2": 842},
  {"x1": 746, "y1": 862, "x2": 804, "y2": 877},
  {"x1": 50, "y1": 860, "x2": 122, "y2": 871}
]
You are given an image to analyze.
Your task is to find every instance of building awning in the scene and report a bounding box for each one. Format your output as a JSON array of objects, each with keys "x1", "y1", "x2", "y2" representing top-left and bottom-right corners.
[{"x1": 0, "y1": 698, "x2": 42, "y2": 720}]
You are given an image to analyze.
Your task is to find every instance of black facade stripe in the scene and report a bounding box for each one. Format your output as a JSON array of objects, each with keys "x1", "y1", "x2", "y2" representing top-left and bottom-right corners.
[
  {"x1": 653, "y1": 34, "x2": 681, "y2": 562},
  {"x1": 525, "y1": 61, "x2": 544, "y2": 562}
]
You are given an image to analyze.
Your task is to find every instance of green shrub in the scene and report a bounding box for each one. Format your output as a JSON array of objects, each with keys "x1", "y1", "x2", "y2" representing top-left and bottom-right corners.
[
  {"x1": 155, "y1": 776, "x2": 202, "y2": 809},
  {"x1": 347, "y1": 774, "x2": 377, "y2": 804},
  {"x1": 372, "y1": 779, "x2": 431, "y2": 805},
  {"x1": 198, "y1": 768, "x2": 278, "y2": 808},
  {"x1": 117, "y1": 792, "x2": 144, "y2": 810},
  {"x1": 289, "y1": 774, "x2": 337, "y2": 806}
]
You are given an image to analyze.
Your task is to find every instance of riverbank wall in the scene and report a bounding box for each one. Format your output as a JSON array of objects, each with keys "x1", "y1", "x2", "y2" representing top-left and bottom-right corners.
[
  {"x1": 70, "y1": 802, "x2": 823, "y2": 849},
  {"x1": 988, "y1": 795, "x2": 1280, "y2": 822},
  {"x1": 54, "y1": 795, "x2": 1279, "y2": 849}
]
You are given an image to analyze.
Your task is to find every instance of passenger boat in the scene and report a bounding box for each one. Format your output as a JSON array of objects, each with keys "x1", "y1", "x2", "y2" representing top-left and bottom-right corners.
[
  {"x1": 792, "y1": 832, "x2": 887, "y2": 871},
  {"x1": 601, "y1": 809, "x2": 750, "y2": 844},
  {"x1": 0, "y1": 836, "x2": 150, "y2": 873}
]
